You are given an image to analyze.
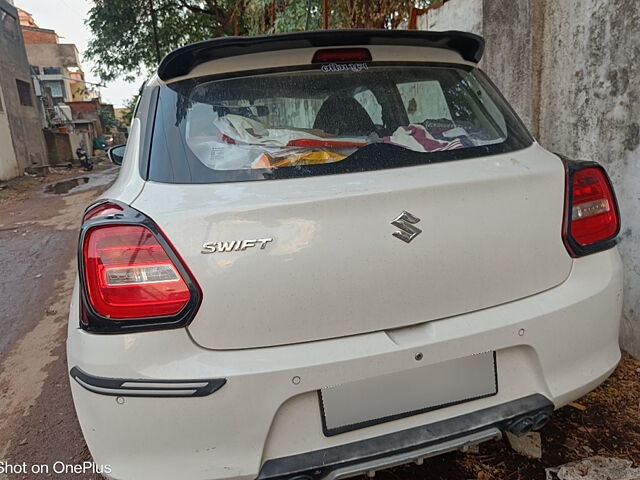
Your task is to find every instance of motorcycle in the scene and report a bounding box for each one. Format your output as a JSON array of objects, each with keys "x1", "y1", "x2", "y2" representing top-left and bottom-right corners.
[{"x1": 76, "y1": 147, "x2": 93, "y2": 171}]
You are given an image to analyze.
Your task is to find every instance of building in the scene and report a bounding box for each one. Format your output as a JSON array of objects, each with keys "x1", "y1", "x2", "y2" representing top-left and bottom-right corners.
[
  {"x1": 114, "y1": 107, "x2": 131, "y2": 127},
  {"x1": 18, "y1": 8, "x2": 94, "y2": 115},
  {"x1": 17, "y1": 6, "x2": 106, "y2": 165},
  {"x1": 0, "y1": 0, "x2": 48, "y2": 180}
]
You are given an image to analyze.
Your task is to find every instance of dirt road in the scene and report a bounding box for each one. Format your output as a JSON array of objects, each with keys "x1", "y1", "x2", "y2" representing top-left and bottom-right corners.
[
  {"x1": 0, "y1": 167, "x2": 117, "y2": 480},
  {"x1": 0, "y1": 167, "x2": 637, "y2": 480}
]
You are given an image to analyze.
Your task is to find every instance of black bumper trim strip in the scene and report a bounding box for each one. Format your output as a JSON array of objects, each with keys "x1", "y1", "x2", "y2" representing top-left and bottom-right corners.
[
  {"x1": 69, "y1": 366, "x2": 226, "y2": 398},
  {"x1": 257, "y1": 394, "x2": 553, "y2": 480}
]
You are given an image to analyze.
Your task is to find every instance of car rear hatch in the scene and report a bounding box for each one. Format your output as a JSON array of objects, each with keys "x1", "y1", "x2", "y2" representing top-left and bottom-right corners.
[
  {"x1": 133, "y1": 145, "x2": 571, "y2": 349},
  {"x1": 132, "y1": 35, "x2": 572, "y2": 349}
]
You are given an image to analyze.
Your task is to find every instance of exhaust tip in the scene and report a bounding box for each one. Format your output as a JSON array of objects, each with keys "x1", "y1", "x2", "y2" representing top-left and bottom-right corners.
[
  {"x1": 508, "y1": 416, "x2": 534, "y2": 436},
  {"x1": 531, "y1": 412, "x2": 551, "y2": 431},
  {"x1": 507, "y1": 411, "x2": 552, "y2": 436}
]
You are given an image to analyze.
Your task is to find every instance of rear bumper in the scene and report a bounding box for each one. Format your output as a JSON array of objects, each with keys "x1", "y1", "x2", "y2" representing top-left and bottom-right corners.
[
  {"x1": 67, "y1": 249, "x2": 623, "y2": 480},
  {"x1": 258, "y1": 394, "x2": 552, "y2": 480}
]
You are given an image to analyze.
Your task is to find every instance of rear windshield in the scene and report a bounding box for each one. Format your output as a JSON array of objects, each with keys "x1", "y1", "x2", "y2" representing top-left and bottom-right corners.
[{"x1": 148, "y1": 63, "x2": 532, "y2": 183}]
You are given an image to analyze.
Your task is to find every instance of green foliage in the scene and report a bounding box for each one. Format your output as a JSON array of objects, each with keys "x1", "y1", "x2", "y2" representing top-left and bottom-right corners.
[
  {"x1": 87, "y1": 0, "x2": 438, "y2": 83},
  {"x1": 86, "y1": 1, "x2": 226, "y2": 82},
  {"x1": 274, "y1": 0, "x2": 321, "y2": 32},
  {"x1": 244, "y1": 0, "x2": 321, "y2": 34},
  {"x1": 243, "y1": 0, "x2": 436, "y2": 33},
  {"x1": 120, "y1": 94, "x2": 139, "y2": 127},
  {"x1": 97, "y1": 106, "x2": 120, "y2": 129}
]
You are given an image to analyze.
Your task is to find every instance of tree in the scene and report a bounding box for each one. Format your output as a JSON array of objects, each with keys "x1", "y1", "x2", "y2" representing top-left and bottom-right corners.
[
  {"x1": 120, "y1": 94, "x2": 139, "y2": 127},
  {"x1": 337, "y1": 0, "x2": 431, "y2": 29},
  {"x1": 244, "y1": 0, "x2": 435, "y2": 35},
  {"x1": 244, "y1": 0, "x2": 320, "y2": 34},
  {"x1": 86, "y1": 0, "x2": 436, "y2": 83},
  {"x1": 86, "y1": 0, "x2": 239, "y2": 82},
  {"x1": 97, "y1": 106, "x2": 121, "y2": 129}
]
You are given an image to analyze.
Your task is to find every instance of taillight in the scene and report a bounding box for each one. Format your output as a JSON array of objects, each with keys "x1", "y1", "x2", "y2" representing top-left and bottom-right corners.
[
  {"x1": 83, "y1": 202, "x2": 123, "y2": 222},
  {"x1": 562, "y1": 159, "x2": 620, "y2": 257},
  {"x1": 83, "y1": 225, "x2": 190, "y2": 319},
  {"x1": 79, "y1": 201, "x2": 201, "y2": 333}
]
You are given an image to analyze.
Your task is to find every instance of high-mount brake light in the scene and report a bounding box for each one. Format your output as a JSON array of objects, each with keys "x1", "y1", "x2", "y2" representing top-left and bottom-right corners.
[
  {"x1": 79, "y1": 202, "x2": 201, "y2": 332},
  {"x1": 312, "y1": 48, "x2": 372, "y2": 63},
  {"x1": 562, "y1": 160, "x2": 620, "y2": 257}
]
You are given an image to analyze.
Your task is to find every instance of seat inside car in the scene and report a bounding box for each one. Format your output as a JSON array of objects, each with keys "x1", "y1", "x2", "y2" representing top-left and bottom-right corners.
[{"x1": 313, "y1": 94, "x2": 375, "y2": 136}]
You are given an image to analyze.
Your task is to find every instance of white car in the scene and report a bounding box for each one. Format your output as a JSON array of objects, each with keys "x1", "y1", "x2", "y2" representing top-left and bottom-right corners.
[{"x1": 67, "y1": 30, "x2": 623, "y2": 480}]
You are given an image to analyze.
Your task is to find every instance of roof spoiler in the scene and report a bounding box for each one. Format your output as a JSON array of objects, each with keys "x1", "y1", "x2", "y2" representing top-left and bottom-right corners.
[{"x1": 157, "y1": 29, "x2": 485, "y2": 81}]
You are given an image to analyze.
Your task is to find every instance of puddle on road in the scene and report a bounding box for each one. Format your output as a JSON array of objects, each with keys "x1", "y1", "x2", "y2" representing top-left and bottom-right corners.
[{"x1": 44, "y1": 177, "x2": 89, "y2": 195}]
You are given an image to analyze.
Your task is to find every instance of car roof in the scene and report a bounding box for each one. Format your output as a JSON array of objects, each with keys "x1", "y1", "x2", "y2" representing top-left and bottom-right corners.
[{"x1": 157, "y1": 29, "x2": 485, "y2": 81}]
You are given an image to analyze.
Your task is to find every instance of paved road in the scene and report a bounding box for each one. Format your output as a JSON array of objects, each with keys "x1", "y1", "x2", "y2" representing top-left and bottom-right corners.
[{"x1": 0, "y1": 167, "x2": 117, "y2": 479}]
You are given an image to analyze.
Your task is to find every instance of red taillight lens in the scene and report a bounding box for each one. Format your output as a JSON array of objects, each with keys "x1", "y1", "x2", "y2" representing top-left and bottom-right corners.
[
  {"x1": 562, "y1": 161, "x2": 620, "y2": 256},
  {"x1": 312, "y1": 48, "x2": 372, "y2": 63},
  {"x1": 83, "y1": 225, "x2": 191, "y2": 319},
  {"x1": 569, "y1": 167, "x2": 619, "y2": 246}
]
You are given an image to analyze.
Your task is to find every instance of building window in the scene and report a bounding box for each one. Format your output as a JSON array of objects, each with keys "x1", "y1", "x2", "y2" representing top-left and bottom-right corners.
[
  {"x1": 45, "y1": 81, "x2": 64, "y2": 99},
  {"x1": 43, "y1": 66, "x2": 62, "y2": 75},
  {"x1": 16, "y1": 79, "x2": 33, "y2": 106},
  {"x1": 31, "y1": 65, "x2": 41, "y2": 75}
]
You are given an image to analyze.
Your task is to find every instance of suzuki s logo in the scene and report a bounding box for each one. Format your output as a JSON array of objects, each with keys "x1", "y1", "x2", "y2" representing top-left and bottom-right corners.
[
  {"x1": 201, "y1": 238, "x2": 273, "y2": 254},
  {"x1": 391, "y1": 211, "x2": 422, "y2": 243}
]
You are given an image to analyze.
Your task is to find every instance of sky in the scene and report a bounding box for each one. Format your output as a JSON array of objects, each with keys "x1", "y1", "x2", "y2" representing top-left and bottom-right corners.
[{"x1": 15, "y1": 0, "x2": 137, "y2": 107}]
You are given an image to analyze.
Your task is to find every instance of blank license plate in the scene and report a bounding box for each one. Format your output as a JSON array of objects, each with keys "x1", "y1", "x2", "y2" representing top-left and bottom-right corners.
[{"x1": 319, "y1": 351, "x2": 497, "y2": 436}]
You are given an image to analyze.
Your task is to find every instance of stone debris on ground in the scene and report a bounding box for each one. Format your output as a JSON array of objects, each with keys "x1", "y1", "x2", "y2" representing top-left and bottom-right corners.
[
  {"x1": 505, "y1": 431, "x2": 543, "y2": 459},
  {"x1": 546, "y1": 456, "x2": 640, "y2": 480}
]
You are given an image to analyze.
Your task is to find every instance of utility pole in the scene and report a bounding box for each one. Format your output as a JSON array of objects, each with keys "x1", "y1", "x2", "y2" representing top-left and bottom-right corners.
[{"x1": 148, "y1": 0, "x2": 162, "y2": 63}]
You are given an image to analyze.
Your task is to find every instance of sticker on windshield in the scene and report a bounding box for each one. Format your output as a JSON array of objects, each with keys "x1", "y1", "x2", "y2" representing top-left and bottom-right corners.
[{"x1": 321, "y1": 63, "x2": 369, "y2": 73}]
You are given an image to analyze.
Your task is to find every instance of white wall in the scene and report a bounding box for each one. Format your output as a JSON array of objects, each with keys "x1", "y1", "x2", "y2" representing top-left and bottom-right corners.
[
  {"x1": 421, "y1": 0, "x2": 640, "y2": 358},
  {"x1": 424, "y1": 0, "x2": 483, "y2": 35},
  {"x1": 538, "y1": 0, "x2": 640, "y2": 357},
  {"x1": 0, "y1": 84, "x2": 20, "y2": 181}
]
